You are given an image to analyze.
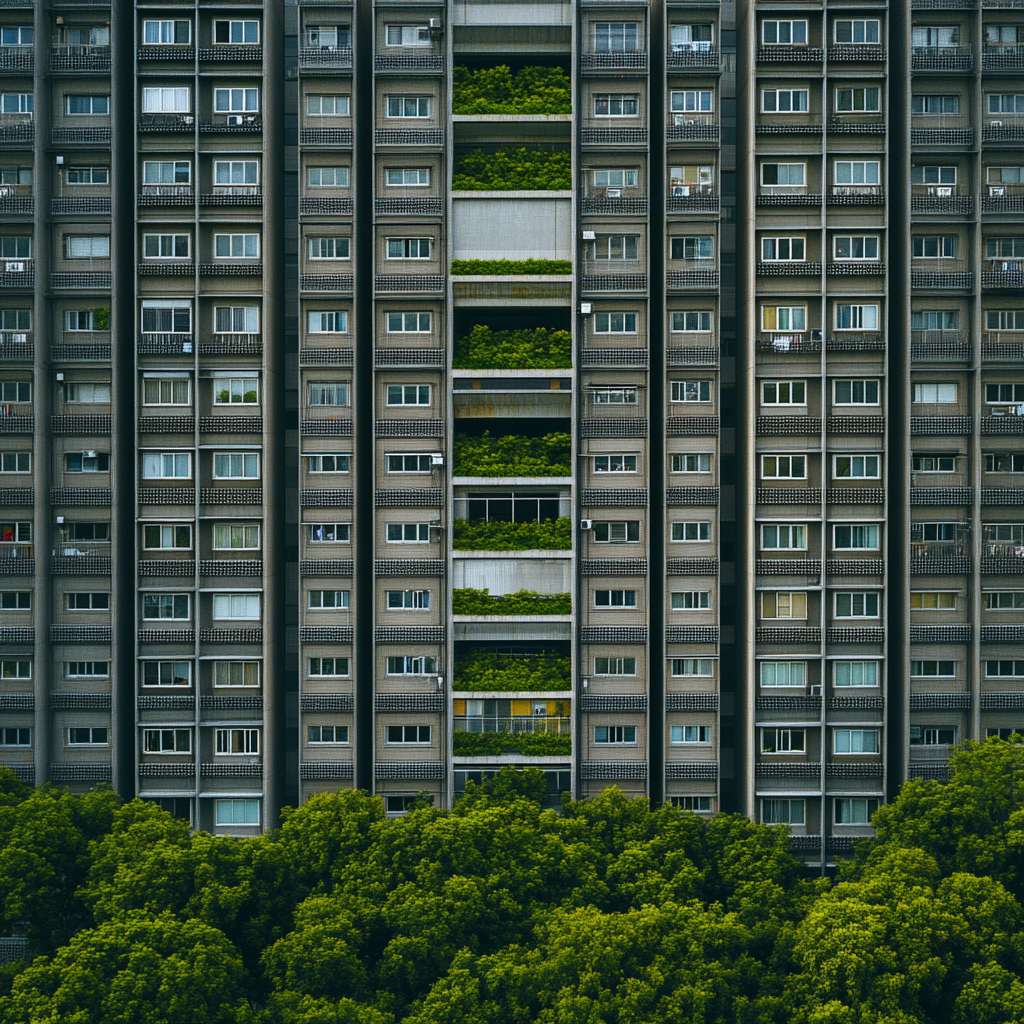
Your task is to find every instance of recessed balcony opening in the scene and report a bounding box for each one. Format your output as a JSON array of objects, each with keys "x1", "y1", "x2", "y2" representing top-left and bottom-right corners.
[
  {"x1": 453, "y1": 640, "x2": 571, "y2": 692},
  {"x1": 453, "y1": 417, "x2": 571, "y2": 480}
]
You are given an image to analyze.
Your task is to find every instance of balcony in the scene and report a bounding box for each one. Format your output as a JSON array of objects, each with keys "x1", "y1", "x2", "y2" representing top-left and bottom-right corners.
[
  {"x1": 755, "y1": 120, "x2": 823, "y2": 135},
  {"x1": 757, "y1": 260, "x2": 823, "y2": 276},
  {"x1": 667, "y1": 265, "x2": 719, "y2": 288},
  {"x1": 138, "y1": 185, "x2": 194, "y2": 207},
  {"x1": 911, "y1": 118, "x2": 973, "y2": 147},
  {"x1": 137, "y1": 332, "x2": 193, "y2": 356},
  {"x1": 199, "y1": 261, "x2": 262, "y2": 276},
  {"x1": 983, "y1": 262, "x2": 1024, "y2": 289},
  {"x1": 666, "y1": 189, "x2": 718, "y2": 213},
  {"x1": 982, "y1": 414, "x2": 1024, "y2": 434},
  {"x1": 202, "y1": 333, "x2": 261, "y2": 355},
  {"x1": 581, "y1": 50, "x2": 648, "y2": 71},
  {"x1": 198, "y1": 45, "x2": 262, "y2": 62},
  {"x1": 910, "y1": 330, "x2": 971, "y2": 362},
  {"x1": 137, "y1": 45, "x2": 194, "y2": 62},
  {"x1": 0, "y1": 184, "x2": 31, "y2": 214},
  {"x1": 299, "y1": 45, "x2": 353, "y2": 69},
  {"x1": 827, "y1": 117, "x2": 887, "y2": 136},
  {"x1": 983, "y1": 189, "x2": 1024, "y2": 213},
  {"x1": 138, "y1": 113, "x2": 195, "y2": 133},
  {"x1": 983, "y1": 43, "x2": 1024, "y2": 69},
  {"x1": 0, "y1": 331, "x2": 32, "y2": 361},
  {"x1": 200, "y1": 189, "x2": 262, "y2": 207},
  {"x1": 580, "y1": 127, "x2": 647, "y2": 146},
  {"x1": 0, "y1": 260, "x2": 33, "y2": 288},
  {"x1": 910, "y1": 415, "x2": 970, "y2": 434},
  {"x1": 982, "y1": 332, "x2": 1024, "y2": 362},
  {"x1": 51, "y1": 197, "x2": 110, "y2": 215},
  {"x1": 911, "y1": 270, "x2": 973, "y2": 289},
  {"x1": 910, "y1": 191, "x2": 972, "y2": 215},
  {"x1": 300, "y1": 128, "x2": 352, "y2": 146},
  {"x1": 453, "y1": 717, "x2": 571, "y2": 757},
  {"x1": 827, "y1": 186, "x2": 885, "y2": 206},
  {"x1": 758, "y1": 45, "x2": 824, "y2": 63},
  {"x1": 50, "y1": 44, "x2": 110, "y2": 70},
  {"x1": 581, "y1": 195, "x2": 648, "y2": 216},
  {"x1": 374, "y1": 196, "x2": 441, "y2": 216},
  {"x1": 0, "y1": 46, "x2": 32, "y2": 70},
  {"x1": 375, "y1": 128, "x2": 444, "y2": 147},
  {"x1": 138, "y1": 261, "x2": 195, "y2": 277},
  {"x1": 984, "y1": 122, "x2": 1024, "y2": 143},
  {"x1": 302, "y1": 273, "x2": 354, "y2": 292},
  {"x1": 0, "y1": 114, "x2": 32, "y2": 143},
  {"x1": 51, "y1": 269, "x2": 110, "y2": 289},
  {"x1": 757, "y1": 190, "x2": 823, "y2": 207},
  {"x1": 200, "y1": 116, "x2": 262, "y2": 134},
  {"x1": 666, "y1": 116, "x2": 719, "y2": 142},
  {"x1": 827, "y1": 261, "x2": 885, "y2": 276},
  {"x1": 374, "y1": 51, "x2": 443, "y2": 73},
  {"x1": 828, "y1": 45, "x2": 886, "y2": 62},
  {"x1": 756, "y1": 334, "x2": 821, "y2": 354},
  {"x1": 666, "y1": 44, "x2": 718, "y2": 68},
  {"x1": 911, "y1": 46, "x2": 973, "y2": 70},
  {"x1": 301, "y1": 196, "x2": 354, "y2": 216}
]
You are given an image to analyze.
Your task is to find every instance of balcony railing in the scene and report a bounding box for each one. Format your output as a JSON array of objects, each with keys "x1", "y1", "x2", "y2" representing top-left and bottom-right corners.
[
  {"x1": 667, "y1": 44, "x2": 719, "y2": 68},
  {"x1": 374, "y1": 51, "x2": 444, "y2": 72},
  {"x1": 0, "y1": 45, "x2": 32, "y2": 70},
  {"x1": 202, "y1": 333, "x2": 261, "y2": 355},
  {"x1": 983, "y1": 332, "x2": 1024, "y2": 362},
  {"x1": 137, "y1": 332, "x2": 193, "y2": 355},
  {"x1": 911, "y1": 46, "x2": 973, "y2": 70},
  {"x1": 453, "y1": 716, "x2": 571, "y2": 735},
  {"x1": 911, "y1": 270, "x2": 973, "y2": 289},
  {"x1": 983, "y1": 44, "x2": 1024, "y2": 68},
  {"x1": 137, "y1": 44, "x2": 194, "y2": 61},
  {"x1": 0, "y1": 114, "x2": 32, "y2": 142},
  {"x1": 756, "y1": 334, "x2": 822, "y2": 354},
  {"x1": 581, "y1": 50, "x2": 648, "y2": 70},
  {"x1": 198, "y1": 45, "x2": 261, "y2": 62},
  {"x1": 983, "y1": 263, "x2": 1024, "y2": 289},
  {"x1": 667, "y1": 116, "x2": 719, "y2": 142},
  {"x1": 50, "y1": 44, "x2": 111, "y2": 70},
  {"x1": 666, "y1": 189, "x2": 718, "y2": 212},
  {"x1": 755, "y1": 120, "x2": 824, "y2": 135},
  {"x1": 984, "y1": 122, "x2": 1024, "y2": 143},
  {"x1": 911, "y1": 330, "x2": 971, "y2": 361},
  {"x1": 828, "y1": 45, "x2": 886, "y2": 62},
  {"x1": 828, "y1": 186, "x2": 885, "y2": 205},
  {"x1": 139, "y1": 185, "x2": 194, "y2": 206},
  {"x1": 138, "y1": 113, "x2": 194, "y2": 133},
  {"x1": 910, "y1": 192, "x2": 973, "y2": 215},
  {"x1": 758, "y1": 45, "x2": 824, "y2": 62},
  {"x1": 299, "y1": 45, "x2": 353, "y2": 68},
  {"x1": 757, "y1": 190, "x2": 823, "y2": 206},
  {"x1": 0, "y1": 332, "x2": 33, "y2": 361},
  {"x1": 758, "y1": 260, "x2": 823, "y2": 276},
  {"x1": 580, "y1": 128, "x2": 648, "y2": 146}
]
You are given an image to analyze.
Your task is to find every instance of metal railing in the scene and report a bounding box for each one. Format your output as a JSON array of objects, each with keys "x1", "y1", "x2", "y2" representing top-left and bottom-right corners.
[
  {"x1": 50, "y1": 44, "x2": 110, "y2": 70},
  {"x1": 453, "y1": 716, "x2": 571, "y2": 735}
]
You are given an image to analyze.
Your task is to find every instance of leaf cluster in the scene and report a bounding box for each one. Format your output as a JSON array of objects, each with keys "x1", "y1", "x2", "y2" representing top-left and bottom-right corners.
[
  {"x1": 453, "y1": 650, "x2": 571, "y2": 692},
  {"x1": 451, "y1": 730, "x2": 572, "y2": 757},
  {"x1": 450, "y1": 259, "x2": 572, "y2": 276},
  {"x1": 452, "y1": 148, "x2": 571, "y2": 191},
  {"x1": 452, "y1": 65, "x2": 572, "y2": 115},
  {"x1": 452, "y1": 325, "x2": 571, "y2": 369},
  {"x1": 453, "y1": 430, "x2": 571, "y2": 477},
  {"x1": 453, "y1": 516, "x2": 572, "y2": 551},
  {"x1": 451, "y1": 588, "x2": 571, "y2": 616}
]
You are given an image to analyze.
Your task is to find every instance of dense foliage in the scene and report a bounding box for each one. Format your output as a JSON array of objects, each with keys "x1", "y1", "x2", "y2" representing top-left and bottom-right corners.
[
  {"x1": 453, "y1": 651, "x2": 572, "y2": 692},
  {"x1": 453, "y1": 515, "x2": 572, "y2": 551},
  {"x1": 452, "y1": 65, "x2": 572, "y2": 115},
  {"x1": 452, "y1": 588, "x2": 571, "y2": 616},
  {"x1": 451, "y1": 731, "x2": 572, "y2": 757},
  {"x1": 452, "y1": 325, "x2": 572, "y2": 369},
  {"x1": 453, "y1": 431, "x2": 571, "y2": 477},
  {"x1": 3, "y1": 738, "x2": 1024, "y2": 1023},
  {"x1": 450, "y1": 259, "x2": 573, "y2": 276},
  {"x1": 452, "y1": 148, "x2": 571, "y2": 191}
]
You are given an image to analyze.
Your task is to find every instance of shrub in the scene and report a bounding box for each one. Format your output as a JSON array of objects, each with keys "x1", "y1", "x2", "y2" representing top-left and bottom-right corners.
[
  {"x1": 452, "y1": 588, "x2": 571, "y2": 616},
  {"x1": 453, "y1": 516, "x2": 572, "y2": 551},
  {"x1": 452, "y1": 730, "x2": 572, "y2": 756},
  {"x1": 451, "y1": 259, "x2": 572, "y2": 276},
  {"x1": 452, "y1": 65, "x2": 572, "y2": 115},
  {"x1": 453, "y1": 325, "x2": 571, "y2": 370},
  {"x1": 454, "y1": 431, "x2": 571, "y2": 477},
  {"x1": 454, "y1": 650, "x2": 571, "y2": 692},
  {"x1": 452, "y1": 148, "x2": 572, "y2": 191}
]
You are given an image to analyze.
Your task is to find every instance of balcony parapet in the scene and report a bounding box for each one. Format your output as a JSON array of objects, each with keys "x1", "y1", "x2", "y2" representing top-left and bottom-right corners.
[
  {"x1": 300, "y1": 46, "x2": 353, "y2": 68},
  {"x1": 911, "y1": 46, "x2": 972, "y2": 70}
]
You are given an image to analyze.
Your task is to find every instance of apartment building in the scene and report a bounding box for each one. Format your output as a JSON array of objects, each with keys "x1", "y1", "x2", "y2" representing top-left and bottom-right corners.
[{"x1": 0, "y1": 0, "x2": 1020, "y2": 865}]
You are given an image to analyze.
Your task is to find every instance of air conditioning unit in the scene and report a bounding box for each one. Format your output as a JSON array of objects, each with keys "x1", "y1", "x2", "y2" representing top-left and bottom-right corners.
[
  {"x1": 580, "y1": 519, "x2": 593, "y2": 530},
  {"x1": 606, "y1": 188, "x2": 622, "y2": 198},
  {"x1": 5, "y1": 261, "x2": 24, "y2": 272},
  {"x1": 430, "y1": 453, "x2": 444, "y2": 466},
  {"x1": 582, "y1": 230, "x2": 596, "y2": 240},
  {"x1": 990, "y1": 186, "x2": 1005, "y2": 196},
  {"x1": 810, "y1": 684, "x2": 822, "y2": 696},
  {"x1": 226, "y1": 114, "x2": 243, "y2": 126}
]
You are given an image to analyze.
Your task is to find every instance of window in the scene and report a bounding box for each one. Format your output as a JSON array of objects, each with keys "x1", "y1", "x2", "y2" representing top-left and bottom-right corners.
[
  {"x1": 836, "y1": 304, "x2": 879, "y2": 330},
  {"x1": 385, "y1": 25, "x2": 430, "y2": 46},
  {"x1": 386, "y1": 523, "x2": 430, "y2": 543},
  {"x1": 308, "y1": 725, "x2": 349, "y2": 744},
  {"x1": 62, "y1": 522, "x2": 107, "y2": 543},
  {"x1": 834, "y1": 592, "x2": 879, "y2": 618},
  {"x1": 761, "y1": 524, "x2": 807, "y2": 550},
  {"x1": 593, "y1": 312, "x2": 637, "y2": 334},
  {"x1": 385, "y1": 96, "x2": 430, "y2": 118},
  {"x1": 66, "y1": 236, "x2": 109, "y2": 258},
  {"x1": 910, "y1": 726, "x2": 956, "y2": 747},
  {"x1": 308, "y1": 523, "x2": 349, "y2": 543},
  {"x1": 594, "y1": 94, "x2": 639, "y2": 117},
  {"x1": 307, "y1": 311, "x2": 348, "y2": 334},
  {"x1": 670, "y1": 311, "x2": 712, "y2": 333},
  {"x1": 214, "y1": 234, "x2": 259, "y2": 259},
  {"x1": 670, "y1": 380, "x2": 711, "y2": 402},
  {"x1": 386, "y1": 590, "x2": 430, "y2": 609},
  {"x1": 835, "y1": 798, "x2": 879, "y2": 824},
  {"x1": 0, "y1": 452, "x2": 29, "y2": 474},
  {"x1": 142, "y1": 301, "x2": 191, "y2": 335},
  {"x1": 307, "y1": 454, "x2": 350, "y2": 473},
  {"x1": 592, "y1": 235, "x2": 639, "y2": 261},
  {"x1": 670, "y1": 521, "x2": 711, "y2": 542},
  {"x1": 387, "y1": 237, "x2": 431, "y2": 259},
  {"x1": 143, "y1": 729, "x2": 191, "y2": 754},
  {"x1": 214, "y1": 375, "x2": 259, "y2": 407},
  {"x1": 143, "y1": 20, "x2": 191, "y2": 44},
  {"x1": 835, "y1": 20, "x2": 880, "y2": 43},
  {"x1": 65, "y1": 452, "x2": 110, "y2": 473},
  {"x1": 66, "y1": 592, "x2": 109, "y2": 611},
  {"x1": 761, "y1": 306, "x2": 806, "y2": 331},
  {"x1": 670, "y1": 454, "x2": 712, "y2": 473},
  {"x1": 987, "y1": 24, "x2": 1022, "y2": 43},
  {"x1": 761, "y1": 798, "x2": 804, "y2": 825},
  {"x1": 592, "y1": 522, "x2": 640, "y2": 544},
  {"x1": 0, "y1": 26, "x2": 33, "y2": 45},
  {"x1": 833, "y1": 524, "x2": 880, "y2": 550},
  {"x1": 987, "y1": 238, "x2": 1024, "y2": 261},
  {"x1": 215, "y1": 799, "x2": 259, "y2": 826},
  {"x1": 0, "y1": 237, "x2": 30, "y2": 261},
  {"x1": 386, "y1": 384, "x2": 430, "y2": 407},
  {"x1": 762, "y1": 20, "x2": 808, "y2": 44},
  {"x1": 0, "y1": 93, "x2": 31, "y2": 114},
  {"x1": 386, "y1": 311, "x2": 430, "y2": 333},
  {"x1": 761, "y1": 380, "x2": 805, "y2": 405},
  {"x1": 671, "y1": 591, "x2": 711, "y2": 610},
  {"x1": 213, "y1": 452, "x2": 259, "y2": 480},
  {"x1": 1, "y1": 310, "x2": 30, "y2": 331},
  {"x1": 834, "y1": 161, "x2": 881, "y2": 186},
  {"x1": 593, "y1": 387, "x2": 637, "y2": 405},
  {"x1": 308, "y1": 590, "x2": 350, "y2": 609},
  {"x1": 595, "y1": 657, "x2": 637, "y2": 675},
  {"x1": 67, "y1": 94, "x2": 110, "y2": 115},
  {"x1": 307, "y1": 94, "x2": 350, "y2": 116},
  {"x1": 210, "y1": 662, "x2": 258, "y2": 688},
  {"x1": 835, "y1": 87, "x2": 880, "y2": 112},
  {"x1": 670, "y1": 658, "x2": 713, "y2": 676},
  {"x1": 387, "y1": 725, "x2": 431, "y2": 743},
  {"x1": 216, "y1": 728, "x2": 259, "y2": 754},
  {"x1": 213, "y1": 524, "x2": 259, "y2": 550},
  {"x1": 913, "y1": 236, "x2": 958, "y2": 259},
  {"x1": 834, "y1": 379, "x2": 879, "y2": 405},
  {"x1": 142, "y1": 593, "x2": 189, "y2": 620},
  {"x1": 761, "y1": 237, "x2": 805, "y2": 262},
  {"x1": 912, "y1": 94, "x2": 959, "y2": 115},
  {"x1": 988, "y1": 93, "x2": 1024, "y2": 114},
  {"x1": 595, "y1": 590, "x2": 637, "y2": 607},
  {"x1": 987, "y1": 311, "x2": 1024, "y2": 331},
  {"x1": 760, "y1": 455, "x2": 805, "y2": 479},
  {"x1": 594, "y1": 725, "x2": 637, "y2": 744},
  {"x1": 670, "y1": 24, "x2": 714, "y2": 51},
  {"x1": 214, "y1": 161, "x2": 259, "y2": 191},
  {"x1": 0, "y1": 521, "x2": 29, "y2": 546},
  {"x1": 762, "y1": 728, "x2": 804, "y2": 753},
  {"x1": 308, "y1": 237, "x2": 350, "y2": 260},
  {"x1": 385, "y1": 168, "x2": 430, "y2": 186},
  {"x1": 1, "y1": 659, "x2": 30, "y2": 678},
  {"x1": 68, "y1": 728, "x2": 107, "y2": 746},
  {"x1": 986, "y1": 452, "x2": 1024, "y2": 473},
  {"x1": 986, "y1": 660, "x2": 1024, "y2": 677},
  {"x1": 594, "y1": 23, "x2": 639, "y2": 51},
  {"x1": 670, "y1": 236, "x2": 713, "y2": 260},
  {"x1": 984, "y1": 591, "x2": 1024, "y2": 609},
  {"x1": 142, "y1": 161, "x2": 191, "y2": 190},
  {"x1": 593, "y1": 169, "x2": 638, "y2": 188},
  {"x1": 834, "y1": 236, "x2": 879, "y2": 261},
  {"x1": 307, "y1": 166, "x2": 350, "y2": 187},
  {"x1": 912, "y1": 26, "x2": 960, "y2": 48},
  {"x1": 986, "y1": 384, "x2": 1024, "y2": 404},
  {"x1": 66, "y1": 383, "x2": 110, "y2": 404},
  {"x1": 911, "y1": 591, "x2": 956, "y2": 610},
  {"x1": 0, "y1": 381, "x2": 28, "y2": 403},
  {"x1": 387, "y1": 656, "x2": 436, "y2": 675},
  {"x1": 834, "y1": 455, "x2": 880, "y2": 479},
  {"x1": 669, "y1": 165, "x2": 714, "y2": 195},
  {"x1": 761, "y1": 592, "x2": 807, "y2": 619},
  {"x1": 672, "y1": 725, "x2": 712, "y2": 745},
  {"x1": 307, "y1": 382, "x2": 349, "y2": 407},
  {"x1": 760, "y1": 661, "x2": 806, "y2": 688},
  {"x1": 141, "y1": 661, "x2": 191, "y2": 687},
  {"x1": 761, "y1": 163, "x2": 805, "y2": 187},
  {"x1": 0, "y1": 728, "x2": 30, "y2": 747},
  {"x1": 214, "y1": 20, "x2": 259, "y2": 43},
  {"x1": 912, "y1": 165, "x2": 957, "y2": 185},
  {"x1": 212, "y1": 593, "x2": 261, "y2": 619},
  {"x1": 670, "y1": 90, "x2": 713, "y2": 113},
  {"x1": 671, "y1": 796, "x2": 712, "y2": 812},
  {"x1": 913, "y1": 383, "x2": 957, "y2": 403},
  {"x1": 385, "y1": 453, "x2": 431, "y2": 473},
  {"x1": 143, "y1": 378, "x2": 190, "y2": 407},
  {"x1": 143, "y1": 234, "x2": 190, "y2": 259},
  {"x1": 835, "y1": 661, "x2": 879, "y2": 688},
  {"x1": 309, "y1": 657, "x2": 349, "y2": 676},
  {"x1": 911, "y1": 660, "x2": 956, "y2": 677},
  {"x1": 305, "y1": 24, "x2": 350, "y2": 48},
  {"x1": 593, "y1": 454, "x2": 637, "y2": 473},
  {"x1": 66, "y1": 166, "x2": 108, "y2": 185},
  {"x1": 834, "y1": 729, "x2": 879, "y2": 753},
  {"x1": 0, "y1": 591, "x2": 29, "y2": 609},
  {"x1": 214, "y1": 88, "x2": 258, "y2": 113},
  {"x1": 761, "y1": 89, "x2": 808, "y2": 113}
]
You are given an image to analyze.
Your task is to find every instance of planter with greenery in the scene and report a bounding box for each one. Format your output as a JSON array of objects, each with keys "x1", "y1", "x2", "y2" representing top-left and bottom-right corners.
[
  {"x1": 453, "y1": 516, "x2": 572, "y2": 551},
  {"x1": 454, "y1": 650, "x2": 571, "y2": 691},
  {"x1": 452, "y1": 65, "x2": 572, "y2": 115},
  {"x1": 452, "y1": 148, "x2": 572, "y2": 191},
  {"x1": 451, "y1": 259, "x2": 572, "y2": 276},
  {"x1": 452, "y1": 729, "x2": 572, "y2": 757},
  {"x1": 453, "y1": 325, "x2": 571, "y2": 369},
  {"x1": 454, "y1": 431, "x2": 571, "y2": 477},
  {"x1": 452, "y1": 588, "x2": 571, "y2": 617}
]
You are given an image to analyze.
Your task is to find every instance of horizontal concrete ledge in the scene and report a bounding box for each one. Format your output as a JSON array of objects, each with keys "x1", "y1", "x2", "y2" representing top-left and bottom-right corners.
[
  {"x1": 451, "y1": 368, "x2": 573, "y2": 378},
  {"x1": 451, "y1": 690, "x2": 571, "y2": 700},
  {"x1": 453, "y1": 754, "x2": 573, "y2": 764},
  {"x1": 452, "y1": 614, "x2": 572, "y2": 622},
  {"x1": 451, "y1": 190, "x2": 574, "y2": 199},
  {"x1": 451, "y1": 476, "x2": 572, "y2": 486},
  {"x1": 452, "y1": 114, "x2": 571, "y2": 123},
  {"x1": 453, "y1": 549, "x2": 571, "y2": 558}
]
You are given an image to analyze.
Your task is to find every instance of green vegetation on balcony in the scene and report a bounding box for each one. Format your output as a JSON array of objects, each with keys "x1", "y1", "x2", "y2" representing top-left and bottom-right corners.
[
  {"x1": 452, "y1": 148, "x2": 572, "y2": 191},
  {"x1": 451, "y1": 259, "x2": 572, "y2": 276},
  {"x1": 453, "y1": 516, "x2": 572, "y2": 551},
  {"x1": 452, "y1": 588, "x2": 571, "y2": 616},
  {"x1": 453, "y1": 325, "x2": 571, "y2": 369},
  {"x1": 452, "y1": 730, "x2": 572, "y2": 756},
  {"x1": 452, "y1": 65, "x2": 572, "y2": 115},
  {"x1": 454, "y1": 431, "x2": 571, "y2": 477},
  {"x1": 454, "y1": 650, "x2": 571, "y2": 691}
]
